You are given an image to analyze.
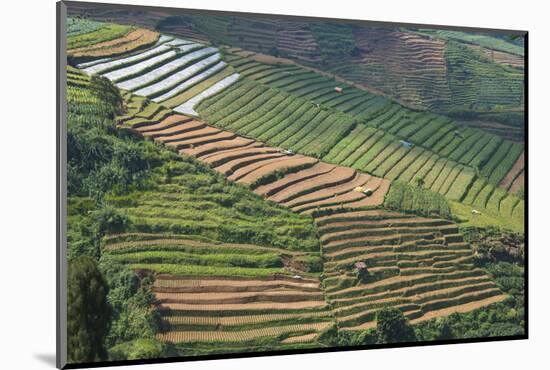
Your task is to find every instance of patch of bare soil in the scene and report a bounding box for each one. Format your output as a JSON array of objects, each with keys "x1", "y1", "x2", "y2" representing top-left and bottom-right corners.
[{"x1": 69, "y1": 29, "x2": 160, "y2": 58}]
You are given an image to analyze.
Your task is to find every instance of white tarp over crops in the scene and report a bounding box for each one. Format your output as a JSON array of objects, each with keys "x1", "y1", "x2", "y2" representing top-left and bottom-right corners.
[
  {"x1": 153, "y1": 61, "x2": 227, "y2": 102},
  {"x1": 77, "y1": 56, "x2": 115, "y2": 69},
  {"x1": 117, "y1": 47, "x2": 218, "y2": 91},
  {"x1": 173, "y1": 73, "x2": 241, "y2": 116},
  {"x1": 102, "y1": 43, "x2": 201, "y2": 82},
  {"x1": 77, "y1": 35, "x2": 181, "y2": 71},
  {"x1": 135, "y1": 53, "x2": 222, "y2": 98}
]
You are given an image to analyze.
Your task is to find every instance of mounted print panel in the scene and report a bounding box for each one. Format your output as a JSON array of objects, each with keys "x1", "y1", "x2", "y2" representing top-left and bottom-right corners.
[{"x1": 57, "y1": 1, "x2": 527, "y2": 368}]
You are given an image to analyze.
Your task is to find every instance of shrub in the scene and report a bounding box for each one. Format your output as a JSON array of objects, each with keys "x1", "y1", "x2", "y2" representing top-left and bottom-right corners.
[
  {"x1": 384, "y1": 181, "x2": 452, "y2": 219},
  {"x1": 108, "y1": 339, "x2": 165, "y2": 361},
  {"x1": 461, "y1": 227, "x2": 524, "y2": 264},
  {"x1": 376, "y1": 307, "x2": 417, "y2": 344},
  {"x1": 337, "y1": 329, "x2": 377, "y2": 346},
  {"x1": 100, "y1": 256, "x2": 162, "y2": 350},
  {"x1": 356, "y1": 267, "x2": 370, "y2": 284},
  {"x1": 294, "y1": 255, "x2": 323, "y2": 272}
]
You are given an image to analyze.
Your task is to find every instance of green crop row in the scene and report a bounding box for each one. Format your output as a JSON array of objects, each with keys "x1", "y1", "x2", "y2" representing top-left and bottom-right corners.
[
  {"x1": 68, "y1": 22, "x2": 133, "y2": 50},
  {"x1": 129, "y1": 263, "x2": 286, "y2": 277},
  {"x1": 420, "y1": 29, "x2": 524, "y2": 56},
  {"x1": 66, "y1": 17, "x2": 105, "y2": 37},
  {"x1": 109, "y1": 250, "x2": 283, "y2": 268},
  {"x1": 384, "y1": 181, "x2": 452, "y2": 219}
]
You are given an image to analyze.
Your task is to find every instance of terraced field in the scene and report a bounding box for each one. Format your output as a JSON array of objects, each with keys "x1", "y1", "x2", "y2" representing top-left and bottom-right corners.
[
  {"x1": 220, "y1": 52, "x2": 523, "y2": 182},
  {"x1": 66, "y1": 15, "x2": 524, "y2": 357},
  {"x1": 118, "y1": 92, "x2": 390, "y2": 214},
  {"x1": 415, "y1": 29, "x2": 524, "y2": 57},
  {"x1": 113, "y1": 92, "x2": 506, "y2": 336},
  {"x1": 72, "y1": 23, "x2": 524, "y2": 230},
  {"x1": 211, "y1": 51, "x2": 524, "y2": 225},
  {"x1": 67, "y1": 6, "x2": 170, "y2": 30},
  {"x1": 444, "y1": 40, "x2": 523, "y2": 112},
  {"x1": 157, "y1": 16, "x2": 324, "y2": 65},
  {"x1": 308, "y1": 24, "x2": 524, "y2": 124},
  {"x1": 466, "y1": 44, "x2": 524, "y2": 69},
  {"x1": 154, "y1": 275, "x2": 332, "y2": 344},
  {"x1": 317, "y1": 209, "x2": 508, "y2": 331},
  {"x1": 306, "y1": 25, "x2": 524, "y2": 116},
  {"x1": 172, "y1": 18, "x2": 521, "y2": 120},
  {"x1": 340, "y1": 27, "x2": 451, "y2": 110},
  {"x1": 67, "y1": 7, "x2": 524, "y2": 135},
  {"x1": 103, "y1": 233, "x2": 334, "y2": 346},
  {"x1": 76, "y1": 33, "x2": 241, "y2": 118}
]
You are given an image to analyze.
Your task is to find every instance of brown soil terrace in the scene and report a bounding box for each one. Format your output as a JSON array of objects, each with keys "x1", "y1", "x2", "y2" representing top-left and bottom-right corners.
[
  {"x1": 124, "y1": 112, "x2": 390, "y2": 215},
  {"x1": 69, "y1": 29, "x2": 160, "y2": 58},
  {"x1": 500, "y1": 152, "x2": 525, "y2": 193}
]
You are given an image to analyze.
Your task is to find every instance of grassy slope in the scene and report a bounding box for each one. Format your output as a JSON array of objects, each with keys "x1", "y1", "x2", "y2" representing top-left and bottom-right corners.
[
  {"x1": 450, "y1": 201, "x2": 523, "y2": 232},
  {"x1": 67, "y1": 72, "x2": 320, "y2": 255},
  {"x1": 66, "y1": 69, "x2": 326, "y2": 358}
]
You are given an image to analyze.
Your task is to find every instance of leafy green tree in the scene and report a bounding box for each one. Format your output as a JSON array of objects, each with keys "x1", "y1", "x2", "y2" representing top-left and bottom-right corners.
[
  {"x1": 108, "y1": 339, "x2": 165, "y2": 361},
  {"x1": 337, "y1": 329, "x2": 377, "y2": 346},
  {"x1": 99, "y1": 256, "x2": 163, "y2": 357},
  {"x1": 67, "y1": 256, "x2": 111, "y2": 363},
  {"x1": 90, "y1": 75, "x2": 123, "y2": 113},
  {"x1": 376, "y1": 307, "x2": 417, "y2": 344},
  {"x1": 435, "y1": 318, "x2": 453, "y2": 340}
]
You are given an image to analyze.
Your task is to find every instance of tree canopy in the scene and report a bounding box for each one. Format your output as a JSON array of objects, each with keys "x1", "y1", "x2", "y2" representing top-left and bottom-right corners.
[
  {"x1": 67, "y1": 256, "x2": 111, "y2": 363},
  {"x1": 376, "y1": 307, "x2": 417, "y2": 344}
]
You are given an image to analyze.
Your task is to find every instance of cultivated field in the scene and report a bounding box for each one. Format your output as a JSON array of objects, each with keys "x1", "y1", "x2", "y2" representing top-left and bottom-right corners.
[
  {"x1": 103, "y1": 233, "x2": 334, "y2": 346},
  {"x1": 317, "y1": 209, "x2": 507, "y2": 330},
  {"x1": 66, "y1": 15, "x2": 524, "y2": 357},
  {"x1": 118, "y1": 93, "x2": 391, "y2": 214},
  {"x1": 126, "y1": 14, "x2": 525, "y2": 137}
]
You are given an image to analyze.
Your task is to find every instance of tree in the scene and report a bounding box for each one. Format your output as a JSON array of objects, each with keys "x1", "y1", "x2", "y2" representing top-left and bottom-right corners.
[
  {"x1": 99, "y1": 257, "x2": 161, "y2": 349},
  {"x1": 68, "y1": 256, "x2": 111, "y2": 363},
  {"x1": 90, "y1": 75, "x2": 123, "y2": 114},
  {"x1": 376, "y1": 307, "x2": 417, "y2": 344},
  {"x1": 108, "y1": 339, "x2": 165, "y2": 361},
  {"x1": 435, "y1": 318, "x2": 453, "y2": 340}
]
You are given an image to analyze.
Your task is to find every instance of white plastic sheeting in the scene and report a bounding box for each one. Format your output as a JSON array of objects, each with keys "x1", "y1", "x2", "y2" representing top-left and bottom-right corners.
[
  {"x1": 153, "y1": 61, "x2": 227, "y2": 103},
  {"x1": 77, "y1": 56, "x2": 113, "y2": 69},
  {"x1": 135, "y1": 53, "x2": 222, "y2": 98},
  {"x1": 77, "y1": 35, "x2": 178, "y2": 71},
  {"x1": 173, "y1": 73, "x2": 241, "y2": 116},
  {"x1": 117, "y1": 47, "x2": 218, "y2": 91},
  {"x1": 102, "y1": 43, "x2": 201, "y2": 82}
]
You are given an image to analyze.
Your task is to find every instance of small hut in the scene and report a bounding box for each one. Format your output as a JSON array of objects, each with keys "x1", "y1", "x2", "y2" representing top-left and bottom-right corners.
[
  {"x1": 355, "y1": 261, "x2": 369, "y2": 283},
  {"x1": 334, "y1": 87, "x2": 343, "y2": 93}
]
